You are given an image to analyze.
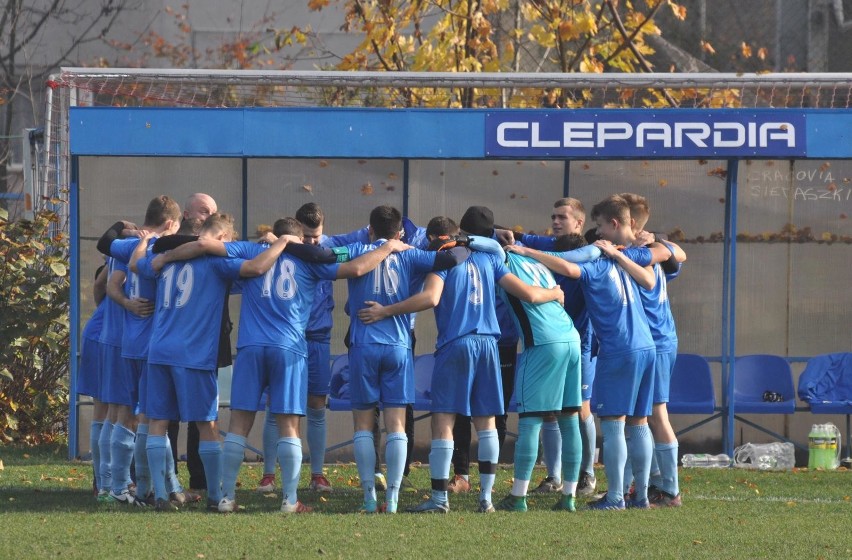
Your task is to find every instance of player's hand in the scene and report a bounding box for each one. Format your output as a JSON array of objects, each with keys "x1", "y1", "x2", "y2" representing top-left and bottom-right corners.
[
  {"x1": 494, "y1": 228, "x2": 515, "y2": 246},
  {"x1": 635, "y1": 230, "x2": 655, "y2": 246},
  {"x1": 385, "y1": 239, "x2": 412, "y2": 253},
  {"x1": 258, "y1": 231, "x2": 277, "y2": 244},
  {"x1": 505, "y1": 244, "x2": 529, "y2": 256},
  {"x1": 552, "y1": 286, "x2": 564, "y2": 307},
  {"x1": 126, "y1": 297, "x2": 154, "y2": 317},
  {"x1": 594, "y1": 239, "x2": 619, "y2": 257},
  {"x1": 357, "y1": 301, "x2": 389, "y2": 324}
]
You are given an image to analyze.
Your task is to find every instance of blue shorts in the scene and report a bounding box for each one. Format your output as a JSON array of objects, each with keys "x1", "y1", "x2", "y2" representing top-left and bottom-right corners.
[
  {"x1": 348, "y1": 344, "x2": 413, "y2": 409},
  {"x1": 231, "y1": 346, "x2": 307, "y2": 416},
  {"x1": 307, "y1": 340, "x2": 332, "y2": 396},
  {"x1": 653, "y1": 349, "x2": 677, "y2": 404},
  {"x1": 123, "y1": 358, "x2": 147, "y2": 415},
  {"x1": 593, "y1": 349, "x2": 655, "y2": 418},
  {"x1": 100, "y1": 344, "x2": 139, "y2": 407},
  {"x1": 514, "y1": 341, "x2": 582, "y2": 414},
  {"x1": 78, "y1": 336, "x2": 101, "y2": 398},
  {"x1": 431, "y1": 335, "x2": 504, "y2": 417},
  {"x1": 581, "y1": 352, "x2": 596, "y2": 402},
  {"x1": 146, "y1": 363, "x2": 218, "y2": 422}
]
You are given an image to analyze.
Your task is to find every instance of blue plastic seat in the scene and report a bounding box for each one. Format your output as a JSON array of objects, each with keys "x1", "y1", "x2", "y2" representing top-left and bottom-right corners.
[
  {"x1": 733, "y1": 354, "x2": 796, "y2": 414},
  {"x1": 667, "y1": 354, "x2": 716, "y2": 414}
]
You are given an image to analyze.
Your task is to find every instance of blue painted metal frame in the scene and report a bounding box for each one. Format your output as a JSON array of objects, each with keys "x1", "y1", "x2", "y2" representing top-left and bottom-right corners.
[{"x1": 66, "y1": 106, "x2": 848, "y2": 459}]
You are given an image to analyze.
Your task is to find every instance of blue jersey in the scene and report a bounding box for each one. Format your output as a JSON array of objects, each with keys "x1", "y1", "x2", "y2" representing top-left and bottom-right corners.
[
  {"x1": 519, "y1": 233, "x2": 555, "y2": 251},
  {"x1": 110, "y1": 237, "x2": 158, "y2": 359},
  {"x1": 138, "y1": 253, "x2": 243, "y2": 370},
  {"x1": 578, "y1": 256, "x2": 654, "y2": 358},
  {"x1": 305, "y1": 234, "x2": 335, "y2": 341},
  {"x1": 82, "y1": 301, "x2": 105, "y2": 342},
  {"x1": 620, "y1": 246, "x2": 677, "y2": 352},
  {"x1": 554, "y1": 273, "x2": 594, "y2": 357},
  {"x1": 346, "y1": 241, "x2": 439, "y2": 347},
  {"x1": 500, "y1": 253, "x2": 578, "y2": 350},
  {"x1": 226, "y1": 241, "x2": 339, "y2": 354},
  {"x1": 98, "y1": 257, "x2": 126, "y2": 348},
  {"x1": 432, "y1": 252, "x2": 509, "y2": 349}
]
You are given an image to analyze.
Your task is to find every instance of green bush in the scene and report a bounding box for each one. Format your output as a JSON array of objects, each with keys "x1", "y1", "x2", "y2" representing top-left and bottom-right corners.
[{"x1": 0, "y1": 204, "x2": 70, "y2": 443}]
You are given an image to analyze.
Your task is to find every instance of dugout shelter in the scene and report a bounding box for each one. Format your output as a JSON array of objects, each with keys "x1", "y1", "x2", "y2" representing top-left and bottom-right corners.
[{"x1": 48, "y1": 70, "x2": 852, "y2": 460}]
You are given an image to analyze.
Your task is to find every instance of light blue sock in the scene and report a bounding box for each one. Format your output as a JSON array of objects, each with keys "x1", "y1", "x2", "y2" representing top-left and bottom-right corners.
[
  {"x1": 649, "y1": 446, "x2": 663, "y2": 489},
  {"x1": 541, "y1": 420, "x2": 562, "y2": 481},
  {"x1": 477, "y1": 429, "x2": 499, "y2": 503},
  {"x1": 90, "y1": 421, "x2": 103, "y2": 491},
  {"x1": 164, "y1": 435, "x2": 182, "y2": 494},
  {"x1": 429, "y1": 439, "x2": 454, "y2": 504},
  {"x1": 557, "y1": 415, "x2": 581, "y2": 486},
  {"x1": 307, "y1": 407, "x2": 327, "y2": 475},
  {"x1": 262, "y1": 411, "x2": 278, "y2": 476},
  {"x1": 146, "y1": 434, "x2": 169, "y2": 501},
  {"x1": 601, "y1": 420, "x2": 627, "y2": 503},
  {"x1": 626, "y1": 424, "x2": 653, "y2": 503},
  {"x1": 134, "y1": 424, "x2": 150, "y2": 498},
  {"x1": 655, "y1": 441, "x2": 680, "y2": 496},
  {"x1": 98, "y1": 421, "x2": 113, "y2": 492},
  {"x1": 515, "y1": 416, "x2": 544, "y2": 484},
  {"x1": 110, "y1": 422, "x2": 136, "y2": 493},
  {"x1": 385, "y1": 432, "x2": 407, "y2": 507},
  {"x1": 353, "y1": 431, "x2": 377, "y2": 503},
  {"x1": 222, "y1": 433, "x2": 247, "y2": 500},
  {"x1": 199, "y1": 440, "x2": 224, "y2": 502},
  {"x1": 278, "y1": 437, "x2": 302, "y2": 506},
  {"x1": 580, "y1": 413, "x2": 597, "y2": 476}
]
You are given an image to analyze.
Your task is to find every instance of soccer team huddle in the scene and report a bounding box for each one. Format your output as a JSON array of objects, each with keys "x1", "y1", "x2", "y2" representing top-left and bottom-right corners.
[{"x1": 79, "y1": 190, "x2": 686, "y2": 515}]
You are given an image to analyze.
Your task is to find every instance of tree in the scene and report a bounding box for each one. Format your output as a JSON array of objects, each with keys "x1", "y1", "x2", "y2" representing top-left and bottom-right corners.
[
  {"x1": 0, "y1": 0, "x2": 141, "y2": 204},
  {"x1": 300, "y1": 0, "x2": 773, "y2": 109}
]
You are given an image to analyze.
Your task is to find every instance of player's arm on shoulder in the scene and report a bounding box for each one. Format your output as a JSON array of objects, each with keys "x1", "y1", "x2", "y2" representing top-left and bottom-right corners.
[
  {"x1": 596, "y1": 241, "x2": 655, "y2": 290},
  {"x1": 239, "y1": 235, "x2": 294, "y2": 277},
  {"x1": 430, "y1": 245, "x2": 471, "y2": 271},
  {"x1": 467, "y1": 235, "x2": 506, "y2": 262},
  {"x1": 97, "y1": 221, "x2": 138, "y2": 256},
  {"x1": 498, "y1": 273, "x2": 564, "y2": 305},
  {"x1": 357, "y1": 273, "x2": 445, "y2": 324},
  {"x1": 336, "y1": 239, "x2": 409, "y2": 279},
  {"x1": 506, "y1": 245, "x2": 581, "y2": 279},
  {"x1": 129, "y1": 232, "x2": 157, "y2": 273},
  {"x1": 557, "y1": 244, "x2": 601, "y2": 263},
  {"x1": 284, "y1": 242, "x2": 338, "y2": 264},
  {"x1": 152, "y1": 234, "x2": 198, "y2": 254}
]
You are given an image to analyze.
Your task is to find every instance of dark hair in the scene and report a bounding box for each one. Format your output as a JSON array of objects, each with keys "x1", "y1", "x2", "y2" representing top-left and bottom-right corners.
[
  {"x1": 583, "y1": 227, "x2": 601, "y2": 245},
  {"x1": 143, "y1": 195, "x2": 181, "y2": 228},
  {"x1": 177, "y1": 217, "x2": 203, "y2": 236},
  {"x1": 295, "y1": 202, "x2": 324, "y2": 229},
  {"x1": 369, "y1": 205, "x2": 402, "y2": 240},
  {"x1": 273, "y1": 217, "x2": 304, "y2": 238},
  {"x1": 590, "y1": 195, "x2": 631, "y2": 226},
  {"x1": 553, "y1": 233, "x2": 588, "y2": 252},
  {"x1": 425, "y1": 216, "x2": 459, "y2": 238}
]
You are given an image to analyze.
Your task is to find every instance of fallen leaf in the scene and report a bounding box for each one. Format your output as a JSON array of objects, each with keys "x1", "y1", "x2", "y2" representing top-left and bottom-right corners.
[
  {"x1": 820, "y1": 162, "x2": 831, "y2": 172},
  {"x1": 360, "y1": 183, "x2": 374, "y2": 195},
  {"x1": 659, "y1": 179, "x2": 668, "y2": 187},
  {"x1": 693, "y1": 540, "x2": 703, "y2": 545},
  {"x1": 492, "y1": 170, "x2": 499, "y2": 176},
  {"x1": 318, "y1": 160, "x2": 329, "y2": 167},
  {"x1": 388, "y1": 172, "x2": 398, "y2": 179},
  {"x1": 510, "y1": 193, "x2": 516, "y2": 199},
  {"x1": 302, "y1": 184, "x2": 313, "y2": 193},
  {"x1": 583, "y1": 164, "x2": 591, "y2": 170}
]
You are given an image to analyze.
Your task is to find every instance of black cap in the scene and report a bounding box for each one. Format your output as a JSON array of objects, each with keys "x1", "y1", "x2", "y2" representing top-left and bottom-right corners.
[{"x1": 459, "y1": 206, "x2": 495, "y2": 237}]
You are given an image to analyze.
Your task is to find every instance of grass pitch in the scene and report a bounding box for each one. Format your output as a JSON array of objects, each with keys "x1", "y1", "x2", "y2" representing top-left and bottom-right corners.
[{"x1": 1, "y1": 444, "x2": 850, "y2": 559}]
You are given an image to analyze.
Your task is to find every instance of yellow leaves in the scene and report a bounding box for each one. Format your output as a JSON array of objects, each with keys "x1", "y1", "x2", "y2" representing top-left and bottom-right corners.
[
  {"x1": 668, "y1": 1, "x2": 687, "y2": 20},
  {"x1": 557, "y1": 20, "x2": 580, "y2": 42},
  {"x1": 579, "y1": 57, "x2": 604, "y2": 73},
  {"x1": 700, "y1": 40, "x2": 716, "y2": 55},
  {"x1": 529, "y1": 24, "x2": 556, "y2": 48},
  {"x1": 360, "y1": 183, "x2": 374, "y2": 196},
  {"x1": 757, "y1": 47, "x2": 768, "y2": 61},
  {"x1": 741, "y1": 42, "x2": 753, "y2": 59}
]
